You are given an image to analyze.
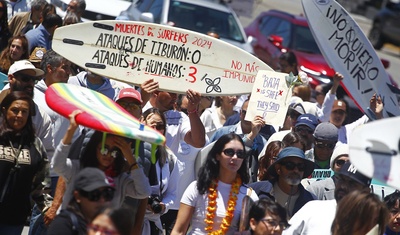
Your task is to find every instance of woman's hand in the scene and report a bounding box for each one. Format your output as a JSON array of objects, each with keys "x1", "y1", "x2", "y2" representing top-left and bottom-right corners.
[
  {"x1": 111, "y1": 136, "x2": 135, "y2": 164},
  {"x1": 62, "y1": 110, "x2": 82, "y2": 145}
]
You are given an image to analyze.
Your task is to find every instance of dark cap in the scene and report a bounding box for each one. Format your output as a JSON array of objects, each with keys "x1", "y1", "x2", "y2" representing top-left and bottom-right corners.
[
  {"x1": 74, "y1": 167, "x2": 114, "y2": 192},
  {"x1": 295, "y1": 114, "x2": 319, "y2": 131},
  {"x1": 267, "y1": 146, "x2": 315, "y2": 178},
  {"x1": 338, "y1": 162, "x2": 372, "y2": 187},
  {"x1": 313, "y1": 122, "x2": 338, "y2": 142}
]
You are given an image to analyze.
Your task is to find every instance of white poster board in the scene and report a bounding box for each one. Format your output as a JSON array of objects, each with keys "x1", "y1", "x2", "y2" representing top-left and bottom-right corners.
[{"x1": 245, "y1": 70, "x2": 292, "y2": 126}]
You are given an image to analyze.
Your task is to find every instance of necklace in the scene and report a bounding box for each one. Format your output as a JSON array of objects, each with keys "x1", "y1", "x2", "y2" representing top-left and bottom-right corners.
[{"x1": 204, "y1": 175, "x2": 242, "y2": 234}]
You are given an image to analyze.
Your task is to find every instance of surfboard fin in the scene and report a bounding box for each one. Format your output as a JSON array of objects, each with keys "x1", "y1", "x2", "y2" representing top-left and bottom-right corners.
[{"x1": 365, "y1": 140, "x2": 397, "y2": 156}]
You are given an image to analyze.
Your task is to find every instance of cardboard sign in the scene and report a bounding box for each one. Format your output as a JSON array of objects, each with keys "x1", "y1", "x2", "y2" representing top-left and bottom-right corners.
[
  {"x1": 245, "y1": 70, "x2": 291, "y2": 126},
  {"x1": 52, "y1": 20, "x2": 272, "y2": 95}
]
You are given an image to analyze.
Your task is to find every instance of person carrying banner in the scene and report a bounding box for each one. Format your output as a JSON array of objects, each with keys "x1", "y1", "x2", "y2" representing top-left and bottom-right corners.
[{"x1": 143, "y1": 87, "x2": 206, "y2": 234}]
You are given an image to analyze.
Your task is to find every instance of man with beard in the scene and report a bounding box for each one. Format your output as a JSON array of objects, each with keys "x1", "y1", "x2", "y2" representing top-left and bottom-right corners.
[
  {"x1": 249, "y1": 147, "x2": 316, "y2": 217},
  {"x1": 283, "y1": 161, "x2": 371, "y2": 235}
]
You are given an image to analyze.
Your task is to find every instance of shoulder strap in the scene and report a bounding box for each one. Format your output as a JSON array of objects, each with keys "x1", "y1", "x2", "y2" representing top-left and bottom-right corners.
[
  {"x1": 62, "y1": 210, "x2": 79, "y2": 235},
  {"x1": 247, "y1": 187, "x2": 253, "y2": 197}
]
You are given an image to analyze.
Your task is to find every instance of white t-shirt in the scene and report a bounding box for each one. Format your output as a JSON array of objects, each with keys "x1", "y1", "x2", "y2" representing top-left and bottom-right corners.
[
  {"x1": 283, "y1": 199, "x2": 337, "y2": 235},
  {"x1": 181, "y1": 180, "x2": 259, "y2": 235}
]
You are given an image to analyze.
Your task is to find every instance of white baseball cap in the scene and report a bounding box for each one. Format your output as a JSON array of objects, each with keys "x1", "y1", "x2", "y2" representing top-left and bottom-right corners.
[{"x1": 8, "y1": 60, "x2": 44, "y2": 77}]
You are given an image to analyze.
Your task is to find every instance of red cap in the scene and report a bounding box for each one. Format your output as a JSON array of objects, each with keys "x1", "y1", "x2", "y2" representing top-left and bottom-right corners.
[{"x1": 117, "y1": 88, "x2": 142, "y2": 104}]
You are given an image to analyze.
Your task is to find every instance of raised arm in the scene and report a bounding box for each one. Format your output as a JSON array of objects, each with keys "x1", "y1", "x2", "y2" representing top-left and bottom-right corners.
[{"x1": 184, "y1": 89, "x2": 206, "y2": 148}]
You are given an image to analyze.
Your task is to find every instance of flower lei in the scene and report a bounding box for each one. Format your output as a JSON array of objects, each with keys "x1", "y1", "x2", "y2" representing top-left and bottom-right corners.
[{"x1": 204, "y1": 175, "x2": 242, "y2": 234}]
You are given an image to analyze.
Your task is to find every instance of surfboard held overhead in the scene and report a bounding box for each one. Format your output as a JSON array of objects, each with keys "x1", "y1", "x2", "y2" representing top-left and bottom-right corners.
[{"x1": 52, "y1": 20, "x2": 272, "y2": 96}]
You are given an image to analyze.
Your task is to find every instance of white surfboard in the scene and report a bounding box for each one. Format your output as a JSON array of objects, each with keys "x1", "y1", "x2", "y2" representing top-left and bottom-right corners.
[
  {"x1": 301, "y1": 0, "x2": 400, "y2": 118},
  {"x1": 349, "y1": 117, "x2": 400, "y2": 190},
  {"x1": 52, "y1": 20, "x2": 272, "y2": 95}
]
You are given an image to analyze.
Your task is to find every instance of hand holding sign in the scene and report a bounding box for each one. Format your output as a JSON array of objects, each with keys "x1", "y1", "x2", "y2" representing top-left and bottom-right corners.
[{"x1": 246, "y1": 70, "x2": 308, "y2": 127}]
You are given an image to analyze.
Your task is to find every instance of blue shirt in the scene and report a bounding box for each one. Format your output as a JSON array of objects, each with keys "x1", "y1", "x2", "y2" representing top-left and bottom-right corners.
[{"x1": 25, "y1": 24, "x2": 51, "y2": 53}]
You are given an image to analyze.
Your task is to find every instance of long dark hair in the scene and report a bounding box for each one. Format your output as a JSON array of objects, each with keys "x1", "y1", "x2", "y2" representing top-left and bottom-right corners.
[
  {"x1": 0, "y1": 0, "x2": 9, "y2": 33},
  {"x1": 258, "y1": 141, "x2": 284, "y2": 181},
  {"x1": 142, "y1": 108, "x2": 168, "y2": 167},
  {"x1": 197, "y1": 133, "x2": 249, "y2": 194},
  {"x1": 0, "y1": 91, "x2": 35, "y2": 144},
  {"x1": 80, "y1": 131, "x2": 128, "y2": 176},
  {"x1": 0, "y1": 35, "x2": 29, "y2": 71}
]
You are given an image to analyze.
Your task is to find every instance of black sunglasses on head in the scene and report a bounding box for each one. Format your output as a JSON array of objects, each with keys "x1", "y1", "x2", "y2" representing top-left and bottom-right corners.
[
  {"x1": 222, "y1": 148, "x2": 246, "y2": 159},
  {"x1": 79, "y1": 187, "x2": 115, "y2": 202},
  {"x1": 280, "y1": 161, "x2": 306, "y2": 171}
]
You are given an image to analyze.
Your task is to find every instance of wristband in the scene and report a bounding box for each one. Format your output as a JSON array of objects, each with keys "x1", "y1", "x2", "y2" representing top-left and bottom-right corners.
[{"x1": 187, "y1": 109, "x2": 198, "y2": 114}]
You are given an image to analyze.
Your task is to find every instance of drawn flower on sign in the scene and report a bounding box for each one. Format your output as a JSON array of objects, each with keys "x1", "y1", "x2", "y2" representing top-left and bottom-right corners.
[
  {"x1": 205, "y1": 77, "x2": 222, "y2": 93},
  {"x1": 285, "y1": 71, "x2": 310, "y2": 102}
]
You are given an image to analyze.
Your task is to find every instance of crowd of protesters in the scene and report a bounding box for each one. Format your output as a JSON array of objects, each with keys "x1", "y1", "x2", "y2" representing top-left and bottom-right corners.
[{"x1": 0, "y1": 0, "x2": 399, "y2": 235}]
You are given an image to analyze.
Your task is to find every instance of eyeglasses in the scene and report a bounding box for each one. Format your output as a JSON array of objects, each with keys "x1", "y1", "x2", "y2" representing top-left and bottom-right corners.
[
  {"x1": 99, "y1": 147, "x2": 120, "y2": 158},
  {"x1": 295, "y1": 126, "x2": 313, "y2": 134},
  {"x1": 222, "y1": 148, "x2": 246, "y2": 159},
  {"x1": 118, "y1": 101, "x2": 141, "y2": 111},
  {"x1": 14, "y1": 73, "x2": 38, "y2": 83},
  {"x1": 87, "y1": 224, "x2": 119, "y2": 235},
  {"x1": 241, "y1": 110, "x2": 247, "y2": 116},
  {"x1": 260, "y1": 218, "x2": 288, "y2": 230},
  {"x1": 280, "y1": 161, "x2": 306, "y2": 171},
  {"x1": 79, "y1": 187, "x2": 115, "y2": 202},
  {"x1": 335, "y1": 159, "x2": 347, "y2": 167},
  {"x1": 315, "y1": 141, "x2": 335, "y2": 150}
]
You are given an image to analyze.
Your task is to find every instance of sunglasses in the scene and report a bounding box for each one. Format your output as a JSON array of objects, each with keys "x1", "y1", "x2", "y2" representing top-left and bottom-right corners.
[
  {"x1": 222, "y1": 148, "x2": 246, "y2": 159},
  {"x1": 118, "y1": 102, "x2": 141, "y2": 110},
  {"x1": 99, "y1": 147, "x2": 120, "y2": 158},
  {"x1": 295, "y1": 126, "x2": 313, "y2": 134},
  {"x1": 335, "y1": 159, "x2": 347, "y2": 166},
  {"x1": 87, "y1": 224, "x2": 119, "y2": 235},
  {"x1": 79, "y1": 187, "x2": 115, "y2": 202},
  {"x1": 14, "y1": 73, "x2": 38, "y2": 83},
  {"x1": 315, "y1": 141, "x2": 335, "y2": 150},
  {"x1": 280, "y1": 161, "x2": 306, "y2": 171}
]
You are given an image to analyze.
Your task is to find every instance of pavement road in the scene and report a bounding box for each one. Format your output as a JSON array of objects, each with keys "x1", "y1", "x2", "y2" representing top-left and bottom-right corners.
[{"x1": 238, "y1": 0, "x2": 400, "y2": 85}]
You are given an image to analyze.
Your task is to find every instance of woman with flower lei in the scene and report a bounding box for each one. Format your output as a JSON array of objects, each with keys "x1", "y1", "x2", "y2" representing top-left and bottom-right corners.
[{"x1": 171, "y1": 133, "x2": 258, "y2": 235}]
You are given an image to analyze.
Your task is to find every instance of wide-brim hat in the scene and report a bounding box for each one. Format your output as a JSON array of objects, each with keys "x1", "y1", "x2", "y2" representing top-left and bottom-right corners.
[{"x1": 267, "y1": 146, "x2": 315, "y2": 178}]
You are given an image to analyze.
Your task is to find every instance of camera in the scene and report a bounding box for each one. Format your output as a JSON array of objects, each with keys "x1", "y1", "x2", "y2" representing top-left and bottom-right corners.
[{"x1": 148, "y1": 194, "x2": 163, "y2": 214}]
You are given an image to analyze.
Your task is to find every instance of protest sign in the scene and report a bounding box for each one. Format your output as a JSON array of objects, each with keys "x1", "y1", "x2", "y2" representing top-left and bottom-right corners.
[
  {"x1": 302, "y1": 0, "x2": 400, "y2": 118},
  {"x1": 52, "y1": 20, "x2": 272, "y2": 95}
]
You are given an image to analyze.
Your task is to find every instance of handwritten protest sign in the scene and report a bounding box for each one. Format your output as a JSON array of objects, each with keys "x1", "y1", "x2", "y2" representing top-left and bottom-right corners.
[
  {"x1": 302, "y1": 0, "x2": 400, "y2": 118},
  {"x1": 52, "y1": 20, "x2": 272, "y2": 95},
  {"x1": 245, "y1": 70, "x2": 291, "y2": 126}
]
